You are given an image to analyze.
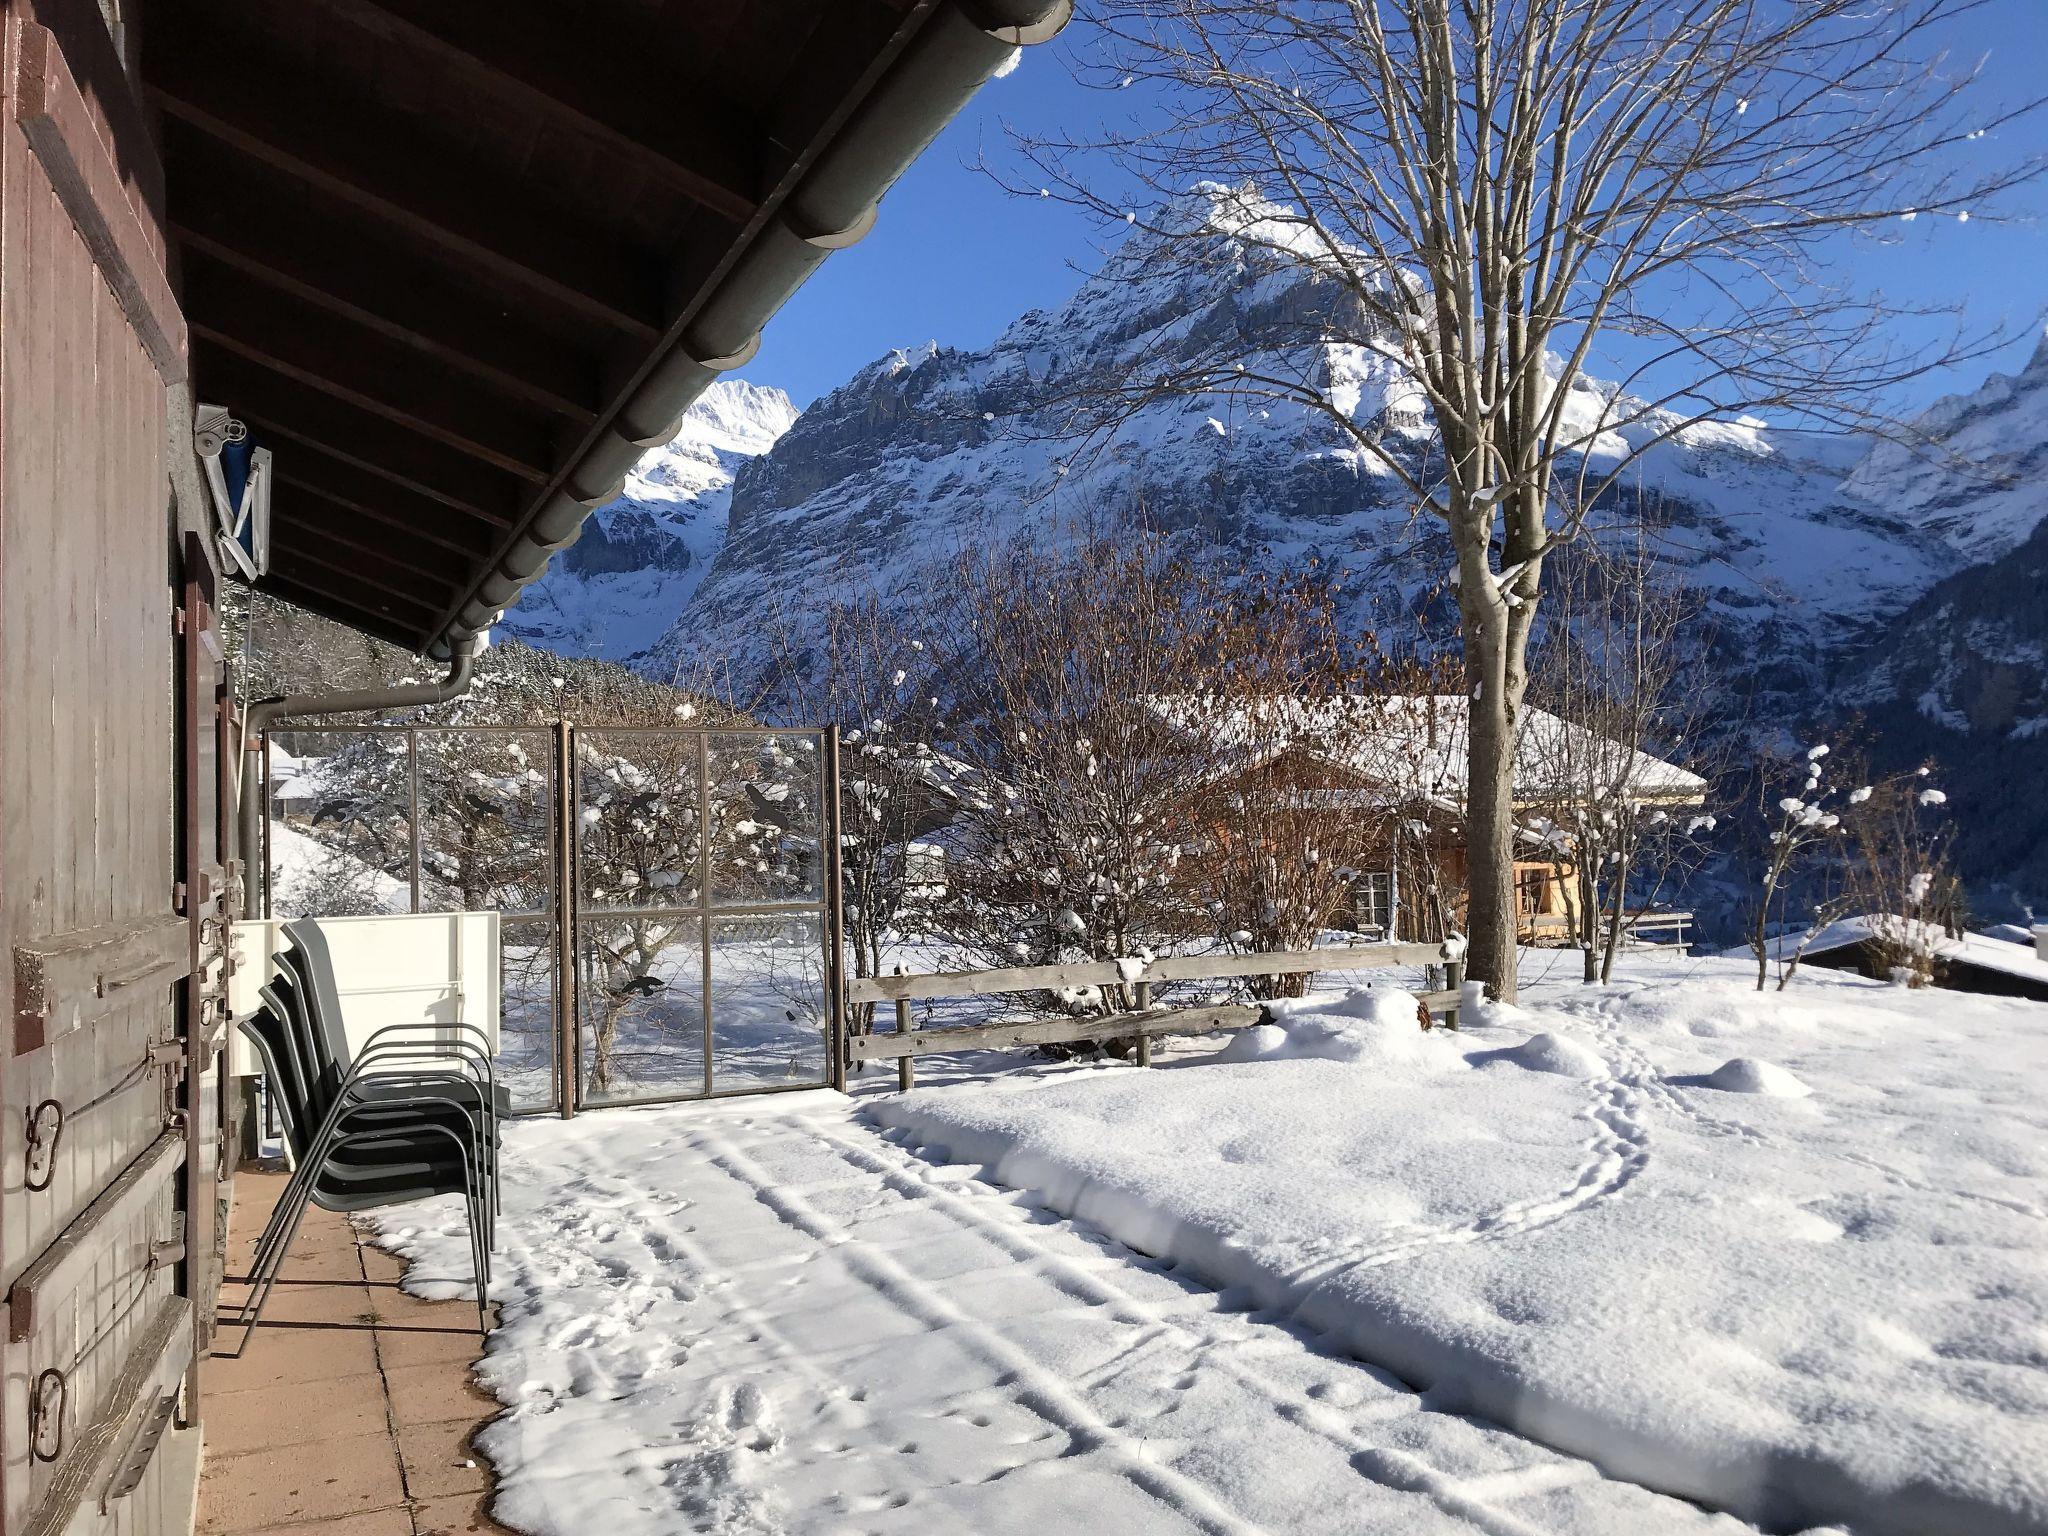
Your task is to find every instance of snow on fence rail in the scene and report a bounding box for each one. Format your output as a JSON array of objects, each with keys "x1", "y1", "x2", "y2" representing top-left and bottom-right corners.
[{"x1": 845, "y1": 940, "x2": 1468, "y2": 1089}]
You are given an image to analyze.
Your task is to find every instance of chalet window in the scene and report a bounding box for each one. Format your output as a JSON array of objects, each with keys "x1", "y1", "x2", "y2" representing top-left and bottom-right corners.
[{"x1": 1354, "y1": 871, "x2": 1394, "y2": 936}]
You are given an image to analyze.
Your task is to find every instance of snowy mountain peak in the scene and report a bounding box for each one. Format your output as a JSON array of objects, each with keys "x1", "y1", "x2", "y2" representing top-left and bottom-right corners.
[
  {"x1": 679, "y1": 378, "x2": 799, "y2": 457},
  {"x1": 1833, "y1": 329, "x2": 2048, "y2": 563},
  {"x1": 496, "y1": 378, "x2": 798, "y2": 662}
]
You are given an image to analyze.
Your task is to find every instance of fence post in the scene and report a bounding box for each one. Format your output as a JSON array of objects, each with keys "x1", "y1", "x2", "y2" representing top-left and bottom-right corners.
[
  {"x1": 823, "y1": 726, "x2": 848, "y2": 1094},
  {"x1": 407, "y1": 726, "x2": 422, "y2": 914},
  {"x1": 1133, "y1": 980, "x2": 1152, "y2": 1066},
  {"x1": 895, "y1": 998, "x2": 914, "y2": 1092},
  {"x1": 1444, "y1": 956, "x2": 1465, "y2": 1030},
  {"x1": 554, "y1": 720, "x2": 579, "y2": 1118}
]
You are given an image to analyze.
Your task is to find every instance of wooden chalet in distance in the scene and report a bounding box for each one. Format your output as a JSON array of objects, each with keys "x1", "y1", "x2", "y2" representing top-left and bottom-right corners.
[
  {"x1": 1149, "y1": 695, "x2": 1709, "y2": 944},
  {"x1": 0, "y1": 3, "x2": 1067, "y2": 1533}
]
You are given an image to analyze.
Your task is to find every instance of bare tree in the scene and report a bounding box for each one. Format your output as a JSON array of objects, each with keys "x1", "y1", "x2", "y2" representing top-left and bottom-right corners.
[
  {"x1": 928, "y1": 530, "x2": 1219, "y2": 990},
  {"x1": 1751, "y1": 742, "x2": 1849, "y2": 989},
  {"x1": 1174, "y1": 600, "x2": 1460, "y2": 993},
  {"x1": 765, "y1": 585, "x2": 956, "y2": 1039},
  {"x1": 1526, "y1": 527, "x2": 1720, "y2": 982},
  {"x1": 1837, "y1": 761, "x2": 1960, "y2": 985},
  {"x1": 1003, "y1": 0, "x2": 2043, "y2": 997}
]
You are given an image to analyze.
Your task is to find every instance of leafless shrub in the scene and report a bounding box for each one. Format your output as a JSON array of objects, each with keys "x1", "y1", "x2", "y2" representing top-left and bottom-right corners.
[{"x1": 1838, "y1": 763, "x2": 1961, "y2": 986}]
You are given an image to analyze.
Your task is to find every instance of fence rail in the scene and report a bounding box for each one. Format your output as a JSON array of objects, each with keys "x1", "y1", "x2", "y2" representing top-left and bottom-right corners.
[
  {"x1": 843, "y1": 940, "x2": 1468, "y2": 1088},
  {"x1": 1614, "y1": 911, "x2": 1692, "y2": 950}
]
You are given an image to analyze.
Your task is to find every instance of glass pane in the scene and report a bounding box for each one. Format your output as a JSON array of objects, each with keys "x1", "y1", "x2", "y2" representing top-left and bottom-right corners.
[
  {"x1": 266, "y1": 728, "x2": 412, "y2": 917},
  {"x1": 578, "y1": 732, "x2": 702, "y2": 910},
  {"x1": 579, "y1": 914, "x2": 705, "y2": 1103},
  {"x1": 707, "y1": 732, "x2": 824, "y2": 907},
  {"x1": 710, "y1": 913, "x2": 828, "y2": 1091},
  {"x1": 497, "y1": 917, "x2": 557, "y2": 1112},
  {"x1": 416, "y1": 730, "x2": 553, "y2": 916}
]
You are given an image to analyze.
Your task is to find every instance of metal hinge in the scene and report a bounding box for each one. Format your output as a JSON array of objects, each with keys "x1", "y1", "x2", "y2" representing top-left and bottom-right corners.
[
  {"x1": 103, "y1": 1394, "x2": 178, "y2": 1509},
  {"x1": 149, "y1": 1217, "x2": 187, "y2": 1270},
  {"x1": 147, "y1": 1039, "x2": 186, "y2": 1070}
]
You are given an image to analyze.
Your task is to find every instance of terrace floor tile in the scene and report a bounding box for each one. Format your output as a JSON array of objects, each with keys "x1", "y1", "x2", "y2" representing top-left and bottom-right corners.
[{"x1": 196, "y1": 1161, "x2": 509, "y2": 1536}]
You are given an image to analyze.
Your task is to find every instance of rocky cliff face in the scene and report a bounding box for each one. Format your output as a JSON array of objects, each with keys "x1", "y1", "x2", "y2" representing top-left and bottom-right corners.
[
  {"x1": 498, "y1": 379, "x2": 796, "y2": 662},
  {"x1": 509, "y1": 200, "x2": 2048, "y2": 912},
  {"x1": 650, "y1": 201, "x2": 1971, "y2": 716}
]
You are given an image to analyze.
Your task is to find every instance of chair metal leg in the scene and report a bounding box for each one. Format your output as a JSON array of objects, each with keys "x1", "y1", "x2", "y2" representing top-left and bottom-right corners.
[{"x1": 232, "y1": 1171, "x2": 321, "y2": 1353}]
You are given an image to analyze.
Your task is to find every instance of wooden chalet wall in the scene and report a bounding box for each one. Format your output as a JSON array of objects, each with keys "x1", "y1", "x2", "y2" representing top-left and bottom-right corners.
[{"x1": 1, "y1": 3, "x2": 223, "y2": 1533}]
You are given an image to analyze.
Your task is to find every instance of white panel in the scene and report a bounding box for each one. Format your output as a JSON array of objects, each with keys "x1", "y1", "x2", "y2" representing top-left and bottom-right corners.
[{"x1": 226, "y1": 912, "x2": 502, "y2": 1078}]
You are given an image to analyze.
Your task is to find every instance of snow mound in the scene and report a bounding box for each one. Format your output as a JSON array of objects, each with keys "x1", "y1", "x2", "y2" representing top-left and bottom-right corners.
[
  {"x1": 1497, "y1": 1030, "x2": 1608, "y2": 1079},
  {"x1": 1216, "y1": 988, "x2": 1451, "y2": 1069},
  {"x1": 874, "y1": 956, "x2": 2048, "y2": 1535},
  {"x1": 1701, "y1": 1056, "x2": 1811, "y2": 1098}
]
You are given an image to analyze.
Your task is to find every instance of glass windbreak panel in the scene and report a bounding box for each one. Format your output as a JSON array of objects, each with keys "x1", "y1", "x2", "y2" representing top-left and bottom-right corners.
[
  {"x1": 498, "y1": 917, "x2": 557, "y2": 1112},
  {"x1": 266, "y1": 729, "x2": 413, "y2": 918},
  {"x1": 707, "y1": 732, "x2": 824, "y2": 908},
  {"x1": 579, "y1": 914, "x2": 705, "y2": 1103},
  {"x1": 416, "y1": 730, "x2": 553, "y2": 916},
  {"x1": 578, "y1": 732, "x2": 702, "y2": 910},
  {"x1": 710, "y1": 913, "x2": 827, "y2": 1091}
]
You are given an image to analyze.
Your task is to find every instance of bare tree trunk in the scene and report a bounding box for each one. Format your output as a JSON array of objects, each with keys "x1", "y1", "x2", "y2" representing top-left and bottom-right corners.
[
  {"x1": 1463, "y1": 625, "x2": 1519, "y2": 1000},
  {"x1": 1580, "y1": 862, "x2": 1600, "y2": 984},
  {"x1": 1600, "y1": 833, "x2": 1630, "y2": 984},
  {"x1": 1753, "y1": 882, "x2": 1774, "y2": 992}
]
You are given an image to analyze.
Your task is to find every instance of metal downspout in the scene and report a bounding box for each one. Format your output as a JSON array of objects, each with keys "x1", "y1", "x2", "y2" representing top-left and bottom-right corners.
[{"x1": 237, "y1": 637, "x2": 479, "y2": 918}]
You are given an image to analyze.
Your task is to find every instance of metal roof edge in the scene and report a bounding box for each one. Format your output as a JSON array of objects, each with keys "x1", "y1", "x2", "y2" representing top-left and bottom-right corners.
[{"x1": 424, "y1": 0, "x2": 1074, "y2": 660}]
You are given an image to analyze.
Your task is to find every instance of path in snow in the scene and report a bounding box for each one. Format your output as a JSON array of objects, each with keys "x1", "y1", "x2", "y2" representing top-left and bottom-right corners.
[{"x1": 376, "y1": 1095, "x2": 1747, "y2": 1536}]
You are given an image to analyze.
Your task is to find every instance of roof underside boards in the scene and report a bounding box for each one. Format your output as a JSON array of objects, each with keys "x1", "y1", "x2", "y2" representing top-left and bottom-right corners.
[{"x1": 143, "y1": 0, "x2": 1070, "y2": 655}]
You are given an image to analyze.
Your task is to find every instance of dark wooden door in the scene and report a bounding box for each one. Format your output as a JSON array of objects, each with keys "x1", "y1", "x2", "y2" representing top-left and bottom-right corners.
[{"x1": 0, "y1": 4, "x2": 206, "y2": 1532}]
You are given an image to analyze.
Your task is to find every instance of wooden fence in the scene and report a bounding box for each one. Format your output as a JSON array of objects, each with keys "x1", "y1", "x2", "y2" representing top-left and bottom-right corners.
[{"x1": 843, "y1": 941, "x2": 1469, "y2": 1090}]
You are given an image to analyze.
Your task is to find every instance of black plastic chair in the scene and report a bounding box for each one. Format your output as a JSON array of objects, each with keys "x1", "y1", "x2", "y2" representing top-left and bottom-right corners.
[
  {"x1": 232, "y1": 936, "x2": 500, "y2": 1343},
  {"x1": 275, "y1": 923, "x2": 503, "y2": 1240},
  {"x1": 282, "y1": 920, "x2": 508, "y2": 1118},
  {"x1": 242, "y1": 969, "x2": 498, "y2": 1290}
]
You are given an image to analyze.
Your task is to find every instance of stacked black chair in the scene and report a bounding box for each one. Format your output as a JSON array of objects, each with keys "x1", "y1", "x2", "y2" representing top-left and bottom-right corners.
[{"x1": 232, "y1": 920, "x2": 503, "y2": 1346}]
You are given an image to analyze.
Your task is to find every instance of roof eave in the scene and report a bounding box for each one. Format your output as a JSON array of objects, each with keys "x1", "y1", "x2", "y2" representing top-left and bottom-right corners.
[{"x1": 424, "y1": 0, "x2": 1073, "y2": 659}]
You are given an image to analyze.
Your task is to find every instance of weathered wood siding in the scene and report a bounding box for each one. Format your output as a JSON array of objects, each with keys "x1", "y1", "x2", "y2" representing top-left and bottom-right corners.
[{"x1": 2, "y1": 4, "x2": 209, "y2": 1532}]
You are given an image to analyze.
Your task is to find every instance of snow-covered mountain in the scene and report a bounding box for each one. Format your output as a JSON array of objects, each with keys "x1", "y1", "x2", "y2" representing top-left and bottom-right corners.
[
  {"x1": 645, "y1": 197, "x2": 2011, "y2": 719},
  {"x1": 500, "y1": 196, "x2": 2047, "y2": 908},
  {"x1": 498, "y1": 379, "x2": 797, "y2": 662}
]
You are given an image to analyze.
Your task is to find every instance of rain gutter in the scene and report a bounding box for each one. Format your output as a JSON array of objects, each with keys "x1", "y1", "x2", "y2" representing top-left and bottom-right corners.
[
  {"x1": 423, "y1": 0, "x2": 1073, "y2": 659},
  {"x1": 238, "y1": 636, "x2": 479, "y2": 917}
]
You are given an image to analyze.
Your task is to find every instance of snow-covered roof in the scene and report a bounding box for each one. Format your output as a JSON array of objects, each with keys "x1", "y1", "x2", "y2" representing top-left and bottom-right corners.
[
  {"x1": 1772, "y1": 916, "x2": 2048, "y2": 989},
  {"x1": 267, "y1": 747, "x2": 328, "y2": 800},
  {"x1": 1147, "y1": 694, "x2": 1707, "y2": 806}
]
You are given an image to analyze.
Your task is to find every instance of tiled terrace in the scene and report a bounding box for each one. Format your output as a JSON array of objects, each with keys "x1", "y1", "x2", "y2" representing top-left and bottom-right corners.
[{"x1": 200, "y1": 1167, "x2": 511, "y2": 1536}]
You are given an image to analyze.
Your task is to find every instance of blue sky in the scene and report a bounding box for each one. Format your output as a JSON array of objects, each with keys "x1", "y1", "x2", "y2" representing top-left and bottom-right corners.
[{"x1": 751, "y1": 6, "x2": 2048, "y2": 414}]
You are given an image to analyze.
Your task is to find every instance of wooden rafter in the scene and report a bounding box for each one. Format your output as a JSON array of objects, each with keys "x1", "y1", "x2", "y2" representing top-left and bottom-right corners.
[
  {"x1": 146, "y1": 41, "x2": 663, "y2": 337},
  {"x1": 270, "y1": 469, "x2": 495, "y2": 564},
  {"x1": 260, "y1": 571, "x2": 437, "y2": 647},
  {"x1": 270, "y1": 520, "x2": 469, "y2": 602},
  {"x1": 266, "y1": 543, "x2": 452, "y2": 619},
  {"x1": 166, "y1": 150, "x2": 603, "y2": 422},
  {"x1": 182, "y1": 257, "x2": 561, "y2": 481},
  {"x1": 197, "y1": 346, "x2": 526, "y2": 526},
  {"x1": 315, "y1": 0, "x2": 763, "y2": 224}
]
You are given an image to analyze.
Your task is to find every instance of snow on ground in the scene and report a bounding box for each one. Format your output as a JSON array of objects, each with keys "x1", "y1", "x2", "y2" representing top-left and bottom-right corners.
[
  {"x1": 376, "y1": 1092, "x2": 1745, "y2": 1536},
  {"x1": 265, "y1": 819, "x2": 409, "y2": 915},
  {"x1": 374, "y1": 951, "x2": 2048, "y2": 1536},
  {"x1": 876, "y1": 955, "x2": 2048, "y2": 1536}
]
